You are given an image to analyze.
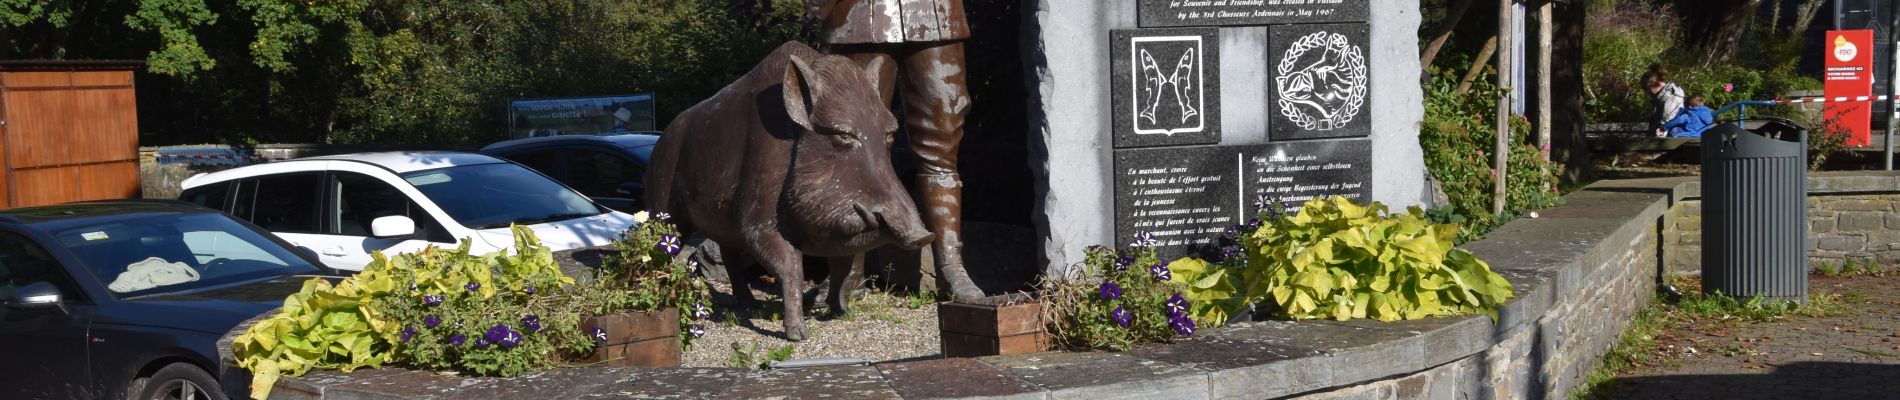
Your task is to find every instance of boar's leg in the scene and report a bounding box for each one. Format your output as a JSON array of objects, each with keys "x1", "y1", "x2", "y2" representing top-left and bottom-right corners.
[
  {"x1": 824, "y1": 254, "x2": 865, "y2": 316},
  {"x1": 745, "y1": 234, "x2": 812, "y2": 341},
  {"x1": 724, "y1": 246, "x2": 761, "y2": 310}
]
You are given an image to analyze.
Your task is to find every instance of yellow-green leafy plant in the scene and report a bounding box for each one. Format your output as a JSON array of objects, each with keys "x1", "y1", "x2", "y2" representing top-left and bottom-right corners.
[
  {"x1": 231, "y1": 226, "x2": 593, "y2": 398},
  {"x1": 1241, "y1": 196, "x2": 1514, "y2": 321},
  {"x1": 1164, "y1": 257, "x2": 1245, "y2": 326}
]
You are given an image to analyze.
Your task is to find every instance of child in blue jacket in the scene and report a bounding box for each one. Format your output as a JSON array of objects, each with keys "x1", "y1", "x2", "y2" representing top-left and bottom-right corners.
[{"x1": 1662, "y1": 95, "x2": 1714, "y2": 138}]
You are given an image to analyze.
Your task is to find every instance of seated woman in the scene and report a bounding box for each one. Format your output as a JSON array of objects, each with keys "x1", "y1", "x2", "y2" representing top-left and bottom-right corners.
[{"x1": 1662, "y1": 95, "x2": 1715, "y2": 138}]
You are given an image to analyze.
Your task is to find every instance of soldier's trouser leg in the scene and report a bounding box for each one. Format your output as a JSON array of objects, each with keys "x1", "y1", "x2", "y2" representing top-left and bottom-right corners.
[{"x1": 899, "y1": 41, "x2": 984, "y2": 301}]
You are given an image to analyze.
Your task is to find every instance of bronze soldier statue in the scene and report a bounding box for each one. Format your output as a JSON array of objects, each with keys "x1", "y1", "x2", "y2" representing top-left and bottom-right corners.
[{"x1": 808, "y1": 0, "x2": 985, "y2": 301}]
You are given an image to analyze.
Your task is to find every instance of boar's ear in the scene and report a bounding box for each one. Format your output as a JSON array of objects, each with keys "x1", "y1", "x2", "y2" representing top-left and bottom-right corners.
[
  {"x1": 783, "y1": 55, "x2": 819, "y2": 132},
  {"x1": 856, "y1": 54, "x2": 897, "y2": 106}
]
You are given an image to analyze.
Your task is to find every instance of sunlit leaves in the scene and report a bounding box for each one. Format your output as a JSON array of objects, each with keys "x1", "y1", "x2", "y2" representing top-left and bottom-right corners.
[{"x1": 1242, "y1": 196, "x2": 1515, "y2": 322}]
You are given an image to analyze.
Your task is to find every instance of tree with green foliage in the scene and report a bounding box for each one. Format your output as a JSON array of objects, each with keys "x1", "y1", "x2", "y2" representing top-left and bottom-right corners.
[{"x1": 3, "y1": 0, "x2": 813, "y2": 146}]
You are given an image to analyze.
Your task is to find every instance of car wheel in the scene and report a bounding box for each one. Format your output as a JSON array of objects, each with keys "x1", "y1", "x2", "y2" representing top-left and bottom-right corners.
[{"x1": 134, "y1": 363, "x2": 227, "y2": 400}]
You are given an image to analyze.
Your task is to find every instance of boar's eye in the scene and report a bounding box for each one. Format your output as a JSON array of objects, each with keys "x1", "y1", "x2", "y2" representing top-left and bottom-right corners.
[{"x1": 831, "y1": 130, "x2": 863, "y2": 149}]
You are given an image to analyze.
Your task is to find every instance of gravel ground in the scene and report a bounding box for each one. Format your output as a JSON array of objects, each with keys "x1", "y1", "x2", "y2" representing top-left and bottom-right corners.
[{"x1": 680, "y1": 281, "x2": 944, "y2": 368}]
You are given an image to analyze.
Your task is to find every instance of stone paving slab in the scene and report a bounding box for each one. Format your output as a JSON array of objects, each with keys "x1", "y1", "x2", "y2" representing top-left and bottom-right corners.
[
  {"x1": 722, "y1": 365, "x2": 901, "y2": 399},
  {"x1": 455, "y1": 367, "x2": 638, "y2": 398},
  {"x1": 980, "y1": 352, "x2": 1208, "y2": 400},
  {"x1": 1126, "y1": 331, "x2": 1324, "y2": 399},
  {"x1": 578, "y1": 368, "x2": 751, "y2": 399},
  {"x1": 876, "y1": 358, "x2": 1046, "y2": 400}
]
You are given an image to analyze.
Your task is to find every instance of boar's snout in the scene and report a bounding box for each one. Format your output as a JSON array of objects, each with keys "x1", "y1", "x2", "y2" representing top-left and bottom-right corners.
[{"x1": 852, "y1": 203, "x2": 934, "y2": 250}]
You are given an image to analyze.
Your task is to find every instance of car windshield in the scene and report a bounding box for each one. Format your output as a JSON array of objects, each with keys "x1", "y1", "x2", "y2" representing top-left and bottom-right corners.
[
  {"x1": 53, "y1": 213, "x2": 321, "y2": 299},
  {"x1": 402, "y1": 163, "x2": 605, "y2": 229}
]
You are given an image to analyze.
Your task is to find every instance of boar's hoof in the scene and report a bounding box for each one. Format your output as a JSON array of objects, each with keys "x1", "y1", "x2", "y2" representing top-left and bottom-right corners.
[{"x1": 784, "y1": 324, "x2": 809, "y2": 342}]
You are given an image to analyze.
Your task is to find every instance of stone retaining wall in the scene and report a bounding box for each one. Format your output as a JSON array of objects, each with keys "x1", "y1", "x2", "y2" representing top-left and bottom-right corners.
[
  {"x1": 1658, "y1": 171, "x2": 1900, "y2": 276},
  {"x1": 248, "y1": 177, "x2": 1677, "y2": 399}
]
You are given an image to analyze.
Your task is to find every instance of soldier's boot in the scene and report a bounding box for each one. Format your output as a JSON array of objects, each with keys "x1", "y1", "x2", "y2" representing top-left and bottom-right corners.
[{"x1": 920, "y1": 172, "x2": 985, "y2": 302}]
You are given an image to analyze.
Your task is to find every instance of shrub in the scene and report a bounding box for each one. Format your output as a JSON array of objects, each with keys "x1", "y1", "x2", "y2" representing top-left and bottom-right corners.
[
  {"x1": 232, "y1": 221, "x2": 712, "y2": 399},
  {"x1": 1420, "y1": 69, "x2": 1563, "y2": 239},
  {"x1": 598, "y1": 211, "x2": 713, "y2": 348},
  {"x1": 1041, "y1": 238, "x2": 1201, "y2": 351},
  {"x1": 1239, "y1": 197, "x2": 1515, "y2": 321},
  {"x1": 376, "y1": 228, "x2": 593, "y2": 377},
  {"x1": 1581, "y1": 1, "x2": 1679, "y2": 124},
  {"x1": 232, "y1": 226, "x2": 586, "y2": 398}
]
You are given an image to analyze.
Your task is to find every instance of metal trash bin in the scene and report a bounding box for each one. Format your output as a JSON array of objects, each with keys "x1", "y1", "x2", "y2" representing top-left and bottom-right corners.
[{"x1": 1700, "y1": 118, "x2": 1808, "y2": 303}]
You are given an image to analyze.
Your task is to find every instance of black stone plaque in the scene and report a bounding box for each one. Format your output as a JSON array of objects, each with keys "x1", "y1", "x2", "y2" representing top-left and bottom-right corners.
[
  {"x1": 1242, "y1": 138, "x2": 1372, "y2": 216},
  {"x1": 1138, "y1": 0, "x2": 1370, "y2": 28},
  {"x1": 1113, "y1": 145, "x2": 1240, "y2": 259},
  {"x1": 1112, "y1": 28, "x2": 1221, "y2": 148},
  {"x1": 1113, "y1": 138, "x2": 1372, "y2": 260},
  {"x1": 1268, "y1": 23, "x2": 1371, "y2": 141}
]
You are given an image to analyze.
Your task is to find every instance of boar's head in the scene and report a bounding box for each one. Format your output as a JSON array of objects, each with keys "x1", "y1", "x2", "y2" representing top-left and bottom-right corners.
[{"x1": 771, "y1": 53, "x2": 932, "y2": 255}]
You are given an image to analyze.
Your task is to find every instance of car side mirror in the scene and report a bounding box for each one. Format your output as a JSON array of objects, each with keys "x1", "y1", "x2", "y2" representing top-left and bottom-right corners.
[
  {"x1": 5, "y1": 282, "x2": 63, "y2": 311},
  {"x1": 371, "y1": 216, "x2": 417, "y2": 238}
]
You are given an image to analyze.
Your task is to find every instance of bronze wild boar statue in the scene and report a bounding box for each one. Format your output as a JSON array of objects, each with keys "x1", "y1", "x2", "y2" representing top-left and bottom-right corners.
[{"x1": 646, "y1": 42, "x2": 933, "y2": 341}]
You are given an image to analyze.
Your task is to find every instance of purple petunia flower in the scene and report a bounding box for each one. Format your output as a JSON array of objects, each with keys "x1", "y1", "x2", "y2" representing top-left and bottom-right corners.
[
  {"x1": 525, "y1": 285, "x2": 537, "y2": 295},
  {"x1": 521, "y1": 315, "x2": 542, "y2": 332},
  {"x1": 1097, "y1": 282, "x2": 1122, "y2": 300},
  {"x1": 1223, "y1": 224, "x2": 1241, "y2": 239},
  {"x1": 1132, "y1": 231, "x2": 1158, "y2": 247},
  {"x1": 401, "y1": 326, "x2": 416, "y2": 342},
  {"x1": 688, "y1": 324, "x2": 706, "y2": 338},
  {"x1": 1110, "y1": 306, "x2": 1133, "y2": 327},
  {"x1": 1170, "y1": 315, "x2": 1197, "y2": 336},
  {"x1": 692, "y1": 303, "x2": 712, "y2": 320},
  {"x1": 1114, "y1": 255, "x2": 1135, "y2": 270},
  {"x1": 591, "y1": 327, "x2": 608, "y2": 342},
  {"x1": 423, "y1": 294, "x2": 443, "y2": 305},
  {"x1": 498, "y1": 329, "x2": 521, "y2": 348},
  {"x1": 1150, "y1": 263, "x2": 1171, "y2": 281},
  {"x1": 448, "y1": 334, "x2": 467, "y2": 347},
  {"x1": 1165, "y1": 294, "x2": 1189, "y2": 318},
  {"x1": 657, "y1": 234, "x2": 683, "y2": 256},
  {"x1": 485, "y1": 324, "x2": 514, "y2": 344},
  {"x1": 465, "y1": 282, "x2": 481, "y2": 292},
  {"x1": 474, "y1": 338, "x2": 491, "y2": 349},
  {"x1": 424, "y1": 315, "x2": 441, "y2": 328}
]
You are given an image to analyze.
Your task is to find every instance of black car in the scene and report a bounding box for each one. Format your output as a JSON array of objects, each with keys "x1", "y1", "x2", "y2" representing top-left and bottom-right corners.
[
  {"x1": 0, "y1": 200, "x2": 334, "y2": 400},
  {"x1": 480, "y1": 133, "x2": 659, "y2": 212}
]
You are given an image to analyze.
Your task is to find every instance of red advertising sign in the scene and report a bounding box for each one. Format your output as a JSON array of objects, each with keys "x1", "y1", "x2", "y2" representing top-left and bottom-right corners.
[{"x1": 1824, "y1": 30, "x2": 1874, "y2": 146}]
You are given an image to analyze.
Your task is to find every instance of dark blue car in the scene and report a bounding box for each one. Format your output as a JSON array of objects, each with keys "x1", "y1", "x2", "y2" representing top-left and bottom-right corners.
[
  {"x1": 0, "y1": 200, "x2": 333, "y2": 400},
  {"x1": 479, "y1": 133, "x2": 659, "y2": 212}
]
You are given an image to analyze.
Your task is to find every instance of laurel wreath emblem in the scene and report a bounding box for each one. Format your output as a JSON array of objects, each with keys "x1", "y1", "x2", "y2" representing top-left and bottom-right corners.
[{"x1": 1275, "y1": 31, "x2": 1368, "y2": 131}]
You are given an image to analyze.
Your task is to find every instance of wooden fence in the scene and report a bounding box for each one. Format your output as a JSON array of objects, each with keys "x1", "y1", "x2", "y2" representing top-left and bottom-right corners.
[{"x1": 0, "y1": 61, "x2": 142, "y2": 208}]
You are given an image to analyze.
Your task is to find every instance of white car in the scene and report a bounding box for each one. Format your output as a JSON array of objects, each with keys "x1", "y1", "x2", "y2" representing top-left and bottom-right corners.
[{"x1": 178, "y1": 152, "x2": 638, "y2": 271}]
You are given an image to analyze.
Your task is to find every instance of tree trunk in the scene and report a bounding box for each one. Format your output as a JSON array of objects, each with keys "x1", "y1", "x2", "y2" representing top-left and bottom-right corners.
[
  {"x1": 1552, "y1": 0, "x2": 1591, "y2": 185},
  {"x1": 1456, "y1": 35, "x2": 1499, "y2": 95},
  {"x1": 1789, "y1": 0, "x2": 1827, "y2": 35},
  {"x1": 1420, "y1": 0, "x2": 1477, "y2": 68},
  {"x1": 1536, "y1": 1, "x2": 1552, "y2": 162},
  {"x1": 1493, "y1": 0, "x2": 1511, "y2": 216},
  {"x1": 1766, "y1": 0, "x2": 1781, "y2": 34},
  {"x1": 1678, "y1": 0, "x2": 1763, "y2": 67}
]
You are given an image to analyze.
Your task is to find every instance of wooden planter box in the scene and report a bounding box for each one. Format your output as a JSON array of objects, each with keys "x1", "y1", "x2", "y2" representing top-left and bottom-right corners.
[
  {"x1": 578, "y1": 308, "x2": 680, "y2": 367},
  {"x1": 938, "y1": 293, "x2": 1050, "y2": 358}
]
